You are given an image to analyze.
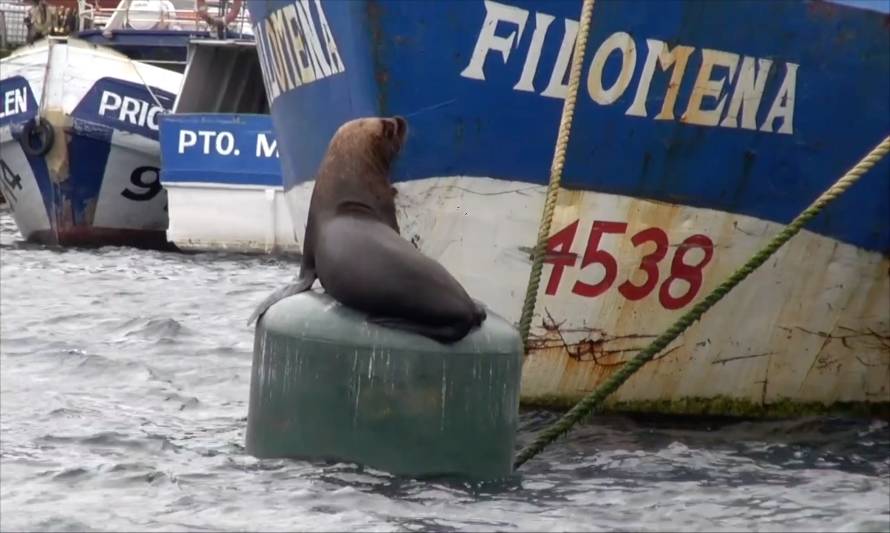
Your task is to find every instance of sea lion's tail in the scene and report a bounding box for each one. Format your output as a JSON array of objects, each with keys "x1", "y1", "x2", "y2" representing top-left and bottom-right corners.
[{"x1": 246, "y1": 276, "x2": 315, "y2": 326}]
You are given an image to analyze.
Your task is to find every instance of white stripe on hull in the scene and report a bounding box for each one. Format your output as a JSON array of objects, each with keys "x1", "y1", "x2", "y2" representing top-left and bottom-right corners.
[
  {"x1": 282, "y1": 176, "x2": 889, "y2": 412},
  {"x1": 165, "y1": 182, "x2": 300, "y2": 254},
  {"x1": 0, "y1": 134, "x2": 52, "y2": 237},
  {"x1": 93, "y1": 131, "x2": 168, "y2": 231}
]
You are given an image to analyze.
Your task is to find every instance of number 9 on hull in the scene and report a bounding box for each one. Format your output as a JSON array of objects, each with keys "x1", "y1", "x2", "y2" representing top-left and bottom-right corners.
[{"x1": 0, "y1": 37, "x2": 182, "y2": 249}]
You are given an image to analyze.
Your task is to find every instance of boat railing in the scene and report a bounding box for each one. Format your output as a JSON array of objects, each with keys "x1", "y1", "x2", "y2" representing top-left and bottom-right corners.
[
  {"x1": 81, "y1": 0, "x2": 253, "y2": 36},
  {"x1": 1, "y1": 0, "x2": 252, "y2": 50},
  {"x1": 0, "y1": 1, "x2": 29, "y2": 48}
]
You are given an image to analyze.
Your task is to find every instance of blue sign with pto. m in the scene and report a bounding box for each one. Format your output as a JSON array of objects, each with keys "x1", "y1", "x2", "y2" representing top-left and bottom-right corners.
[{"x1": 158, "y1": 113, "x2": 282, "y2": 188}]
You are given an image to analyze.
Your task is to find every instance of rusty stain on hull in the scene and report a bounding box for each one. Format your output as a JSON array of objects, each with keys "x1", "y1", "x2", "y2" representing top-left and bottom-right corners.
[
  {"x1": 384, "y1": 174, "x2": 890, "y2": 418},
  {"x1": 514, "y1": 184, "x2": 890, "y2": 417}
]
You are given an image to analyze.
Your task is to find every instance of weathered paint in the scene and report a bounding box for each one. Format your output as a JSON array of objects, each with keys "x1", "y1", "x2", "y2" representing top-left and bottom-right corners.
[
  {"x1": 269, "y1": 177, "x2": 890, "y2": 417},
  {"x1": 245, "y1": 0, "x2": 890, "y2": 417},
  {"x1": 0, "y1": 38, "x2": 182, "y2": 247},
  {"x1": 526, "y1": 395, "x2": 890, "y2": 419}
]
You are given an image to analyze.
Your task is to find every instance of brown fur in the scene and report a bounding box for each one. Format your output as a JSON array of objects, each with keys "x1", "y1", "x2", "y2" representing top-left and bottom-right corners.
[
  {"x1": 307, "y1": 116, "x2": 405, "y2": 236},
  {"x1": 247, "y1": 116, "x2": 407, "y2": 326},
  {"x1": 248, "y1": 115, "x2": 486, "y2": 343}
]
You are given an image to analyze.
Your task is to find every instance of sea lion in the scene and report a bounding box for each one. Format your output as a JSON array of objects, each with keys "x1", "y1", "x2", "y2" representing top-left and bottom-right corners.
[{"x1": 247, "y1": 115, "x2": 486, "y2": 343}]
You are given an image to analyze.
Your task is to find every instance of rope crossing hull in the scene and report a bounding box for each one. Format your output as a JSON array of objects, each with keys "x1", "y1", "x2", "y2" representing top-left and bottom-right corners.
[{"x1": 243, "y1": 0, "x2": 890, "y2": 417}]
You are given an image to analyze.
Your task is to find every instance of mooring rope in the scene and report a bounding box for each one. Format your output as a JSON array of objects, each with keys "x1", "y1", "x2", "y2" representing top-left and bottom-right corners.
[
  {"x1": 517, "y1": 0, "x2": 596, "y2": 352},
  {"x1": 514, "y1": 135, "x2": 890, "y2": 469},
  {"x1": 131, "y1": 61, "x2": 166, "y2": 111}
]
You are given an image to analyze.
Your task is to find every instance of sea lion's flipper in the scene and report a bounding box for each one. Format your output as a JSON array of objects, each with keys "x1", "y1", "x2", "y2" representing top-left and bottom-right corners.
[
  {"x1": 367, "y1": 315, "x2": 473, "y2": 344},
  {"x1": 247, "y1": 206, "x2": 319, "y2": 327},
  {"x1": 246, "y1": 272, "x2": 316, "y2": 326}
]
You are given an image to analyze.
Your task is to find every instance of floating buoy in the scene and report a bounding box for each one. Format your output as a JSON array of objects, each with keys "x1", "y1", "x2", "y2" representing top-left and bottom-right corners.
[{"x1": 245, "y1": 290, "x2": 523, "y2": 481}]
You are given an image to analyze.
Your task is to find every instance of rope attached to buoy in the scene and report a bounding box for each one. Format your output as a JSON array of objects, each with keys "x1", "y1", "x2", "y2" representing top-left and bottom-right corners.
[
  {"x1": 514, "y1": 135, "x2": 890, "y2": 470},
  {"x1": 518, "y1": 0, "x2": 596, "y2": 352}
]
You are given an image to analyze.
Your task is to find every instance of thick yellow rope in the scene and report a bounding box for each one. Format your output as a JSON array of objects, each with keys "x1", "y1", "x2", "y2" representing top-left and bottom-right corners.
[
  {"x1": 514, "y1": 135, "x2": 890, "y2": 469},
  {"x1": 518, "y1": 0, "x2": 596, "y2": 351}
]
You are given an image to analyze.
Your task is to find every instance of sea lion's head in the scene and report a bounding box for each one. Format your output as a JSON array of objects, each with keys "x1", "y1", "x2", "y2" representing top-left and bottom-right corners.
[{"x1": 323, "y1": 116, "x2": 408, "y2": 177}]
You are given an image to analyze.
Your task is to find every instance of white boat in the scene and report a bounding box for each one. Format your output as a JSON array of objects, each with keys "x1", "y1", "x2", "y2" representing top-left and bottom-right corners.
[
  {"x1": 0, "y1": 36, "x2": 182, "y2": 247},
  {"x1": 154, "y1": 37, "x2": 296, "y2": 255},
  {"x1": 0, "y1": 0, "x2": 254, "y2": 247},
  {"x1": 159, "y1": 112, "x2": 298, "y2": 255}
]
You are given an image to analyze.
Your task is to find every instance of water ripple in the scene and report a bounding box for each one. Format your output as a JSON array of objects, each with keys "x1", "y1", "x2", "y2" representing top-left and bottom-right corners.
[{"x1": 1, "y1": 209, "x2": 888, "y2": 532}]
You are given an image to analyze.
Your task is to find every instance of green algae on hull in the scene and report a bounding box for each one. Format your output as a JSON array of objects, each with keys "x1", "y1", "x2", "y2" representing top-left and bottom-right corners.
[{"x1": 520, "y1": 394, "x2": 890, "y2": 420}]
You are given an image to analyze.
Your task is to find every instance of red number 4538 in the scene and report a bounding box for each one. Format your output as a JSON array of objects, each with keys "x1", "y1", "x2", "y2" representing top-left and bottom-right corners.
[{"x1": 543, "y1": 219, "x2": 715, "y2": 310}]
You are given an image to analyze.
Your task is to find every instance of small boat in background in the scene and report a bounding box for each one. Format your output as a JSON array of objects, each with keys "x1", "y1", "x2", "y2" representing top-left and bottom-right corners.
[
  {"x1": 153, "y1": 33, "x2": 294, "y2": 255},
  {"x1": 0, "y1": 37, "x2": 181, "y2": 247},
  {"x1": 2, "y1": 0, "x2": 254, "y2": 70},
  {"x1": 73, "y1": 0, "x2": 254, "y2": 71},
  {"x1": 0, "y1": 0, "x2": 255, "y2": 248},
  {"x1": 159, "y1": 112, "x2": 297, "y2": 254}
]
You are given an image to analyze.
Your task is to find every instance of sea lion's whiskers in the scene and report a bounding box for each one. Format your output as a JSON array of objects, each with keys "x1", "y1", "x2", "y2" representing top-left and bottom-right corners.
[{"x1": 404, "y1": 99, "x2": 457, "y2": 119}]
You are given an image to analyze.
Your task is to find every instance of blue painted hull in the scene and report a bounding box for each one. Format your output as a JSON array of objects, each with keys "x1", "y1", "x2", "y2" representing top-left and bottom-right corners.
[
  {"x1": 247, "y1": 0, "x2": 888, "y2": 254},
  {"x1": 244, "y1": 0, "x2": 890, "y2": 413},
  {"x1": 159, "y1": 113, "x2": 280, "y2": 187}
]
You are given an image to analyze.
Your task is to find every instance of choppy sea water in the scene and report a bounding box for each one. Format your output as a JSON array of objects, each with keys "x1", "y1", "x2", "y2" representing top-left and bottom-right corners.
[{"x1": 1, "y1": 208, "x2": 888, "y2": 533}]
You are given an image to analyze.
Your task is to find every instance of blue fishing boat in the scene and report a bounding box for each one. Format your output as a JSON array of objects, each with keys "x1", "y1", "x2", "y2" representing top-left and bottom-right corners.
[{"x1": 243, "y1": 0, "x2": 890, "y2": 416}]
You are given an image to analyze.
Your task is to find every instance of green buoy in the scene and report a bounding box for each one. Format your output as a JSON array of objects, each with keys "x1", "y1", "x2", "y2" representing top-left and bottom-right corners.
[{"x1": 245, "y1": 290, "x2": 523, "y2": 481}]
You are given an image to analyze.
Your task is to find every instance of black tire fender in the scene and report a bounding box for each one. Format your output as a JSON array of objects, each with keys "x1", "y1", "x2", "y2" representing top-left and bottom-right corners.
[{"x1": 20, "y1": 117, "x2": 54, "y2": 157}]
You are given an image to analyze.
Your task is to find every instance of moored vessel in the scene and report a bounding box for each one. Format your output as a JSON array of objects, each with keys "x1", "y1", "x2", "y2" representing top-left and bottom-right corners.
[
  {"x1": 243, "y1": 0, "x2": 890, "y2": 417},
  {"x1": 0, "y1": 37, "x2": 181, "y2": 247}
]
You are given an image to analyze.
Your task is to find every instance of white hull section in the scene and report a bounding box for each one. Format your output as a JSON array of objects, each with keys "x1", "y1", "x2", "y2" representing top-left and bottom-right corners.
[
  {"x1": 278, "y1": 175, "x2": 890, "y2": 413},
  {"x1": 166, "y1": 182, "x2": 299, "y2": 254},
  {"x1": 1, "y1": 41, "x2": 51, "y2": 239},
  {"x1": 0, "y1": 129, "x2": 52, "y2": 236}
]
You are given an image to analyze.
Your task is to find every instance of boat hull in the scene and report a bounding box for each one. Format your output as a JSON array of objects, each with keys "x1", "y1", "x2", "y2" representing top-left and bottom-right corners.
[
  {"x1": 158, "y1": 113, "x2": 299, "y2": 254},
  {"x1": 244, "y1": 0, "x2": 890, "y2": 416},
  {"x1": 0, "y1": 38, "x2": 182, "y2": 248}
]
